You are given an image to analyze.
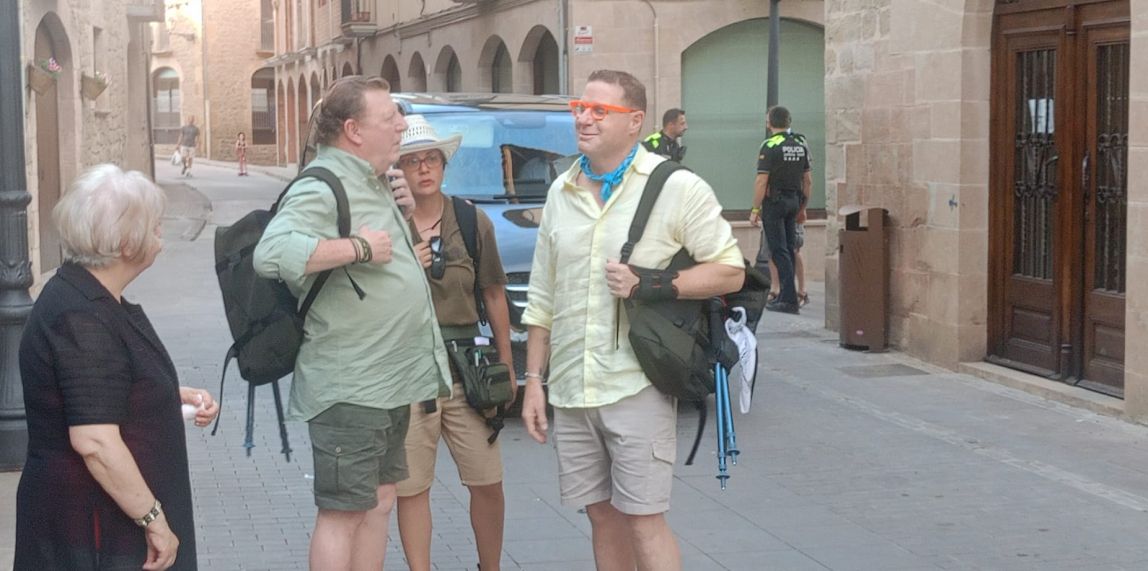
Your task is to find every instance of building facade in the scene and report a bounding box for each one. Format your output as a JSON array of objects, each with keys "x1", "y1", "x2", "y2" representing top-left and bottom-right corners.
[
  {"x1": 21, "y1": 0, "x2": 161, "y2": 282},
  {"x1": 150, "y1": 0, "x2": 278, "y2": 166},
  {"x1": 268, "y1": 0, "x2": 826, "y2": 210},
  {"x1": 824, "y1": 0, "x2": 1148, "y2": 419}
]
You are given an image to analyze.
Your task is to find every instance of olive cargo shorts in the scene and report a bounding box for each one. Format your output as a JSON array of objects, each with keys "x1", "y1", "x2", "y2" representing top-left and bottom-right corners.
[{"x1": 308, "y1": 403, "x2": 411, "y2": 511}]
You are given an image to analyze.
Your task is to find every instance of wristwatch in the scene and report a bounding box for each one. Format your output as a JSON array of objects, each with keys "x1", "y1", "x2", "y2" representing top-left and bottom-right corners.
[{"x1": 133, "y1": 499, "x2": 163, "y2": 528}]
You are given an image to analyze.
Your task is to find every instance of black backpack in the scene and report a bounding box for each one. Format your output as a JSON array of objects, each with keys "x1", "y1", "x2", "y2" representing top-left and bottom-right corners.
[
  {"x1": 212, "y1": 167, "x2": 351, "y2": 460},
  {"x1": 620, "y1": 161, "x2": 769, "y2": 464}
]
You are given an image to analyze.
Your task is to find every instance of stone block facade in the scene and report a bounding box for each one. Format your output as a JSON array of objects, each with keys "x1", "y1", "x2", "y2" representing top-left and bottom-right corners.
[
  {"x1": 825, "y1": 0, "x2": 1148, "y2": 419},
  {"x1": 273, "y1": 0, "x2": 825, "y2": 168},
  {"x1": 21, "y1": 0, "x2": 159, "y2": 286},
  {"x1": 150, "y1": 0, "x2": 278, "y2": 166},
  {"x1": 824, "y1": 0, "x2": 992, "y2": 369}
]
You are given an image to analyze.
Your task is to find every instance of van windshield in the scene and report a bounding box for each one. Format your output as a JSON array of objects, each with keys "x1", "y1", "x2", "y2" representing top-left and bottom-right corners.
[{"x1": 422, "y1": 111, "x2": 578, "y2": 201}]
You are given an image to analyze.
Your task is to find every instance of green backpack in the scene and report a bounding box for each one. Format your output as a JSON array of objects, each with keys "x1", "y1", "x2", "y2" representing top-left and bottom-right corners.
[{"x1": 619, "y1": 161, "x2": 769, "y2": 463}]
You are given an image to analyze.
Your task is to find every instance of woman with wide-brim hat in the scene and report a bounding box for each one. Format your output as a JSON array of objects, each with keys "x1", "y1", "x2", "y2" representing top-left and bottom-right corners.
[{"x1": 394, "y1": 114, "x2": 516, "y2": 571}]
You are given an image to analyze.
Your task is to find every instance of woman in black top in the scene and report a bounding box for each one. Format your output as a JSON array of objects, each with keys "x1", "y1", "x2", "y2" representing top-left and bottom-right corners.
[{"x1": 16, "y1": 164, "x2": 219, "y2": 571}]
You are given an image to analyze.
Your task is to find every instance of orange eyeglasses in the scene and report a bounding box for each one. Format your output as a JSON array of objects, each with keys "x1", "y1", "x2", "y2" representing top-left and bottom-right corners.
[{"x1": 568, "y1": 100, "x2": 639, "y2": 121}]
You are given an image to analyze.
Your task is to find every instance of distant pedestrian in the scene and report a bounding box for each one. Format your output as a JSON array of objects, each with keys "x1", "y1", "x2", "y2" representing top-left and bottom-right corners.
[
  {"x1": 521, "y1": 70, "x2": 745, "y2": 571},
  {"x1": 749, "y1": 106, "x2": 811, "y2": 314},
  {"x1": 642, "y1": 107, "x2": 688, "y2": 162},
  {"x1": 234, "y1": 132, "x2": 248, "y2": 176},
  {"x1": 175, "y1": 116, "x2": 200, "y2": 177},
  {"x1": 393, "y1": 115, "x2": 515, "y2": 571},
  {"x1": 16, "y1": 164, "x2": 220, "y2": 571},
  {"x1": 253, "y1": 76, "x2": 451, "y2": 571}
]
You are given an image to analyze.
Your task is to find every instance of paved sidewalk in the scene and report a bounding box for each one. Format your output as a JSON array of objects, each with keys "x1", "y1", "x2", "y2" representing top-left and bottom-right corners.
[{"x1": 6, "y1": 159, "x2": 1148, "y2": 570}]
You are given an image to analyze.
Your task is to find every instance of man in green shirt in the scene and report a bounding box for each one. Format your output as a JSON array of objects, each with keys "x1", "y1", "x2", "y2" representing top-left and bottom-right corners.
[{"x1": 253, "y1": 76, "x2": 451, "y2": 571}]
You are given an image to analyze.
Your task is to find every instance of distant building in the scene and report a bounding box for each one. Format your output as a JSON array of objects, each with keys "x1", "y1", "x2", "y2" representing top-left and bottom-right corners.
[
  {"x1": 267, "y1": 0, "x2": 826, "y2": 217},
  {"x1": 21, "y1": 0, "x2": 162, "y2": 281},
  {"x1": 149, "y1": 0, "x2": 278, "y2": 166}
]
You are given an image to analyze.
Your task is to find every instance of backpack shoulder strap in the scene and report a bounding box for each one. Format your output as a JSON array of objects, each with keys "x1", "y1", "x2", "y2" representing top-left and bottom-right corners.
[
  {"x1": 289, "y1": 166, "x2": 355, "y2": 317},
  {"x1": 301, "y1": 166, "x2": 351, "y2": 238},
  {"x1": 451, "y1": 195, "x2": 488, "y2": 325},
  {"x1": 620, "y1": 161, "x2": 691, "y2": 264}
]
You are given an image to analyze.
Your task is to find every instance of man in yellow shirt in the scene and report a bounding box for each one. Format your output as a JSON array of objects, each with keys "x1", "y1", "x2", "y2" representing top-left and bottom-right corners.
[{"x1": 520, "y1": 70, "x2": 745, "y2": 570}]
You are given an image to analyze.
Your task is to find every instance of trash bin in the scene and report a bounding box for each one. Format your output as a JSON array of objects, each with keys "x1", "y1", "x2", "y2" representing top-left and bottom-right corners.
[{"x1": 838, "y1": 206, "x2": 889, "y2": 351}]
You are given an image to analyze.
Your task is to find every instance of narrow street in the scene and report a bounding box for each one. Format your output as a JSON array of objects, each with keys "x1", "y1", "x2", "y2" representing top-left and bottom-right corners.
[{"x1": 6, "y1": 158, "x2": 1148, "y2": 570}]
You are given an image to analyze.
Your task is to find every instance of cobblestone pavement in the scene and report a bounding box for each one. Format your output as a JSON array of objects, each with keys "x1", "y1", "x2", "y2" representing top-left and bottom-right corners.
[{"x1": 6, "y1": 159, "x2": 1148, "y2": 570}]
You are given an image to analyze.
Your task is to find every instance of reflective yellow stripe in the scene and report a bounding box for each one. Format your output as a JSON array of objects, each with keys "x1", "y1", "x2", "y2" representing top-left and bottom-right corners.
[{"x1": 763, "y1": 133, "x2": 786, "y2": 148}]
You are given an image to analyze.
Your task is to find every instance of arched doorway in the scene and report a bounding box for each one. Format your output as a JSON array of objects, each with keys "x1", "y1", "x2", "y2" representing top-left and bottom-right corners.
[
  {"x1": 310, "y1": 73, "x2": 321, "y2": 110},
  {"x1": 277, "y1": 80, "x2": 287, "y2": 163},
  {"x1": 251, "y1": 68, "x2": 276, "y2": 145},
  {"x1": 342, "y1": 62, "x2": 354, "y2": 77},
  {"x1": 434, "y1": 46, "x2": 462, "y2": 92},
  {"x1": 152, "y1": 68, "x2": 181, "y2": 144},
  {"x1": 285, "y1": 77, "x2": 297, "y2": 163},
  {"x1": 296, "y1": 78, "x2": 307, "y2": 164},
  {"x1": 480, "y1": 37, "x2": 512, "y2": 93},
  {"x1": 381, "y1": 55, "x2": 401, "y2": 91},
  {"x1": 520, "y1": 26, "x2": 559, "y2": 95},
  {"x1": 988, "y1": 0, "x2": 1130, "y2": 395},
  {"x1": 34, "y1": 13, "x2": 75, "y2": 273},
  {"x1": 408, "y1": 52, "x2": 427, "y2": 92},
  {"x1": 681, "y1": 18, "x2": 825, "y2": 212}
]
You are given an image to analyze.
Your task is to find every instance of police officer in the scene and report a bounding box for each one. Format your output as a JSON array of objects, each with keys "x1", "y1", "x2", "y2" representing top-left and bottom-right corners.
[
  {"x1": 749, "y1": 106, "x2": 811, "y2": 314},
  {"x1": 642, "y1": 108, "x2": 687, "y2": 162}
]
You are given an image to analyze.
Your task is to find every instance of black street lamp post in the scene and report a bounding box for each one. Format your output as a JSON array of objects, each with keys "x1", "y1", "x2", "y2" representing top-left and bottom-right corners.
[
  {"x1": 0, "y1": 0, "x2": 33, "y2": 471},
  {"x1": 768, "y1": 0, "x2": 781, "y2": 108}
]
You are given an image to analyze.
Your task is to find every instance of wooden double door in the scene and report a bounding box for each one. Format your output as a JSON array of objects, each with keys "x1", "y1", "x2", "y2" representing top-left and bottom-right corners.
[{"x1": 989, "y1": 0, "x2": 1129, "y2": 396}]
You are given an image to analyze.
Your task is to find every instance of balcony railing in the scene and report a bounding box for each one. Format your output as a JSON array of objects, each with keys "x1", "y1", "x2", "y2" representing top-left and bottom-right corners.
[
  {"x1": 341, "y1": 0, "x2": 375, "y2": 37},
  {"x1": 339, "y1": 0, "x2": 376, "y2": 36}
]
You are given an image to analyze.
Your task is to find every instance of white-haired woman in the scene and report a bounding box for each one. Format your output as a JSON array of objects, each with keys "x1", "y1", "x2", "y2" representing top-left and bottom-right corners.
[{"x1": 15, "y1": 164, "x2": 218, "y2": 571}]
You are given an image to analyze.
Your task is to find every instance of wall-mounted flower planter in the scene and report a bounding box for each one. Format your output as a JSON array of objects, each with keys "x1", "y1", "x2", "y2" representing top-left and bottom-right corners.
[
  {"x1": 81, "y1": 73, "x2": 108, "y2": 100},
  {"x1": 27, "y1": 63, "x2": 56, "y2": 95}
]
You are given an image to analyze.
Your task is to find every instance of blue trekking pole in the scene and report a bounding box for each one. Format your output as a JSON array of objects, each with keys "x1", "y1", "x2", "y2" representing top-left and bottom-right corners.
[{"x1": 709, "y1": 299, "x2": 738, "y2": 488}]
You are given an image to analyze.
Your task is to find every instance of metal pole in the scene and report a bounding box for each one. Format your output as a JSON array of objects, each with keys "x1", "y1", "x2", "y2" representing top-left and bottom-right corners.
[
  {"x1": 767, "y1": 0, "x2": 781, "y2": 108},
  {"x1": 557, "y1": 0, "x2": 568, "y2": 94},
  {"x1": 0, "y1": 0, "x2": 32, "y2": 471}
]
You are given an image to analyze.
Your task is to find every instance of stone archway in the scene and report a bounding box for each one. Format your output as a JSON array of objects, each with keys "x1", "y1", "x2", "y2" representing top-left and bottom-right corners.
[
  {"x1": 433, "y1": 46, "x2": 462, "y2": 92},
  {"x1": 33, "y1": 12, "x2": 75, "y2": 273},
  {"x1": 519, "y1": 26, "x2": 559, "y2": 95},
  {"x1": 381, "y1": 55, "x2": 401, "y2": 91},
  {"x1": 478, "y1": 36, "x2": 512, "y2": 93},
  {"x1": 408, "y1": 52, "x2": 427, "y2": 92}
]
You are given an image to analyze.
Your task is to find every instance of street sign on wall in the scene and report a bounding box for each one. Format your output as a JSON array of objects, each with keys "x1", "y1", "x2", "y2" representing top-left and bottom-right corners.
[{"x1": 574, "y1": 25, "x2": 593, "y2": 53}]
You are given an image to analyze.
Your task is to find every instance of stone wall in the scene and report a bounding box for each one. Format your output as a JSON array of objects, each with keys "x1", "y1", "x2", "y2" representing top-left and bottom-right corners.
[
  {"x1": 1123, "y1": 0, "x2": 1148, "y2": 417},
  {"x1": 203, "y1": 0, "x2": 277, "y2": 165},
  {"x1": 22, "y1": 0, "x2": 159, "y2": 285},
  {"x1": 151, "y1": 0, "x2": 206, "y2": 154},
  {"x1": 824, "y1": 0, "x2": 992, "y2": 368}
]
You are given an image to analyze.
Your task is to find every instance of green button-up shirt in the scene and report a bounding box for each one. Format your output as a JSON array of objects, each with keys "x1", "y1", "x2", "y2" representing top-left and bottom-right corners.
[{"x1": 253, "y1": 145, "x2": 451, "y2": 421}]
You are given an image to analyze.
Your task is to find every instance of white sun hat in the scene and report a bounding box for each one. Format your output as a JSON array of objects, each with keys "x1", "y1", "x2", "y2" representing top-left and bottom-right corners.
[{"x1": 399, "y1": 114, "x2": 463, "y2": 162}]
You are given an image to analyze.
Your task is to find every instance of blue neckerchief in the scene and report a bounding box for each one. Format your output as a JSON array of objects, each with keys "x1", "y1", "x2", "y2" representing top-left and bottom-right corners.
[{"x1": 580, "y1": 144, "x2": 639, "y2": 204}]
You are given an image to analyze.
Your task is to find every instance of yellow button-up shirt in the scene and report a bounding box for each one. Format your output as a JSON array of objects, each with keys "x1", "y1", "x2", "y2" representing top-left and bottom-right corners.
[{"x1": 523, "y1": 146, "x2": 744, "y2": 408}]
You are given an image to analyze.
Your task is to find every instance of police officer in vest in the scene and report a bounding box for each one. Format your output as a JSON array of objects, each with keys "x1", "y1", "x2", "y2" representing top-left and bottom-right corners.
[
  {"x1": 749, "y1": 106, "x2": 811, "y2": 314},
  {"x1": 642, "y1": 108, "x2": 687, "y2": 163}
]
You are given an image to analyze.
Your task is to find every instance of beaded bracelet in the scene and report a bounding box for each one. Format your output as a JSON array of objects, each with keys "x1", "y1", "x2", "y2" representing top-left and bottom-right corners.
[
  {"x1": 356, "y1": 236, "x2": 373, "y2": 263},
  {"x1": 349, "y1": 236, "x2": 363, "y2": 263},
  {"x1": 350, "y1": 235, "x2": 372, "y2": 264}
]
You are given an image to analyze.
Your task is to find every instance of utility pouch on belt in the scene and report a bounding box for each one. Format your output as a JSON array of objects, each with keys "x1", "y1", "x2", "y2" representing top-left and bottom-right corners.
[{"x1": 445, "y1": 338, "x2": 513, "y2": 412}]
